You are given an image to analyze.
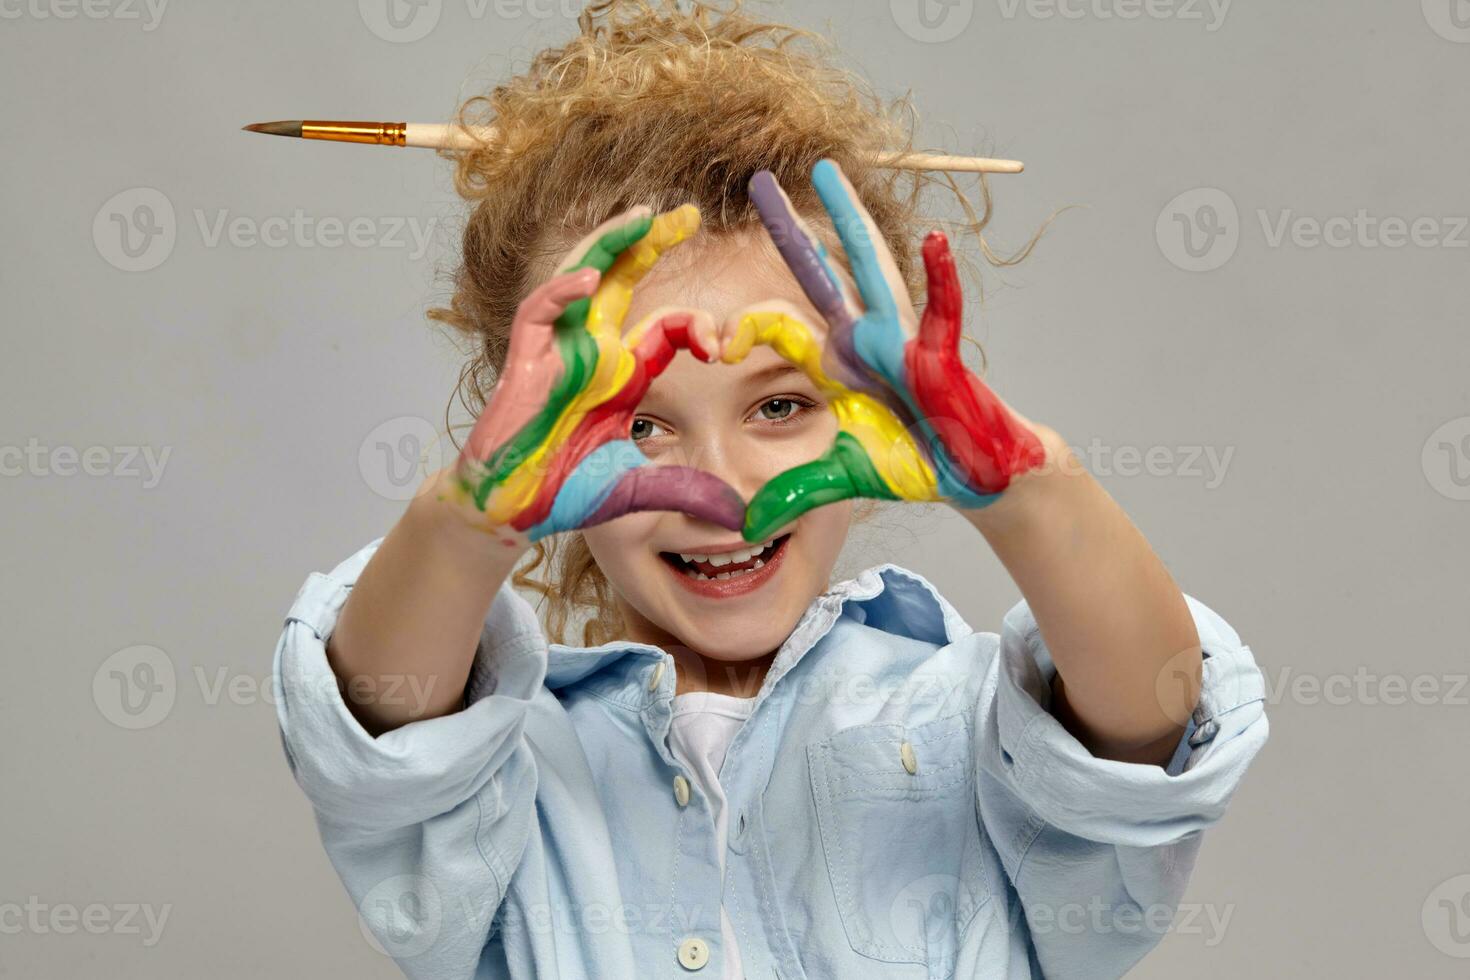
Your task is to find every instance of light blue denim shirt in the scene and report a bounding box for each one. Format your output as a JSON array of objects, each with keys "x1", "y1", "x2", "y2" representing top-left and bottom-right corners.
[{"x1": 274, "y1": 539, "x2": 1268, "y2": 980}]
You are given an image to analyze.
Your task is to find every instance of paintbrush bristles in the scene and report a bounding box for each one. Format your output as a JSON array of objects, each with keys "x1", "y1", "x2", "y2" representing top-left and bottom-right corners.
[{"x1": 242, "y1": 120, "x2": 304, "y2": 138}]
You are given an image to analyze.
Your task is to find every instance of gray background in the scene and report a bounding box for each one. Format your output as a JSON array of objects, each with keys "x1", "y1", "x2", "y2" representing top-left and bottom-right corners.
[{"x1": 2, "y1": 0, "x2": 1466, "y2": 977}]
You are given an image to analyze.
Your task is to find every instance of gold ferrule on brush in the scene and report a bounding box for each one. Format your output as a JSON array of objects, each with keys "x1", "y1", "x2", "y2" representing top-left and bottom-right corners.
[{"x1": 301, "y1": 120, "x2": 407, "y2": 146}]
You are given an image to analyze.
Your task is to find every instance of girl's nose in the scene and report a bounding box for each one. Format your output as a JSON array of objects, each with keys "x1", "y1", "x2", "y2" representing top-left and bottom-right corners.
[{"x1": 673, "y1": 433, "x2": 770, "y2": 504}]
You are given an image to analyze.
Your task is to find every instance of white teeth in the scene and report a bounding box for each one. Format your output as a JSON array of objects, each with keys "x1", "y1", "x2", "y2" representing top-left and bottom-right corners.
[
  {"x1": 673, "y1": 537, "x2": 776, "y2": 575},
  {"x1": 683, "y1": 559, "x2": 767, "y2": 581},
  {"x1": 702, "y1": 543, "x2": 770, "y2": 567}
]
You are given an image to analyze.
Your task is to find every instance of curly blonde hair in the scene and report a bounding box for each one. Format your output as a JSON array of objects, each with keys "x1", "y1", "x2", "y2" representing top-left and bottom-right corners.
[{"x1": 427, "y1": 0, "x2": 1046, "y2": 646}]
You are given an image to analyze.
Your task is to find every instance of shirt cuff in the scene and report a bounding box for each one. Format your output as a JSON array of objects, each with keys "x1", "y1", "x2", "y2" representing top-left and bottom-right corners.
[
  {"x1": 986, "y1": 594, "x2": 1269, "y2": 848},
  {"x1": 272, "y1": 538, "x2": 547, "y2": 835}
]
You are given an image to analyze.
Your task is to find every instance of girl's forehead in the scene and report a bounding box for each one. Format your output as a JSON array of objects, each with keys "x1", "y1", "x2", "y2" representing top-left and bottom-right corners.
[
  {"x1": 646, "y1": 232, "x2": 787, "y2": 291},
  {"x1": 639, "y1": 341, "x2": 816, "y2": 410},
  {"x1": 624, "y1": 230, "x2": 833, "y2": 327}
]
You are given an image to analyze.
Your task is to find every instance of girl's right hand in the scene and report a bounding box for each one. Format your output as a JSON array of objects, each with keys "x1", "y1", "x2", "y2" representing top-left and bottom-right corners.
[
  {"x1": 444, "y1": 204, "x2": 747, "y2": 543},
  {"x1": 722, "y1": 163, "x2": 1048, "y2": 543}
]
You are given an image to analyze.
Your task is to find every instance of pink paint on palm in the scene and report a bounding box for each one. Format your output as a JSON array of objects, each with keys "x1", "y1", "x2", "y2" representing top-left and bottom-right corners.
[{"x1": 461, "y1": 266, "x2": 601, "y2": 464}]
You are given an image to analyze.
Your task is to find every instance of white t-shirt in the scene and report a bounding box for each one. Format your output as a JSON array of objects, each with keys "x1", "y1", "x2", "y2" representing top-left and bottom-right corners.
[{"x1": 665, "y1": 691, "x2": 756, "y2": 980}]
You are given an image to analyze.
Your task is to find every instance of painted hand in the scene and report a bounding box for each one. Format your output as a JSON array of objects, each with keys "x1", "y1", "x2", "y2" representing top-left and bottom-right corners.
[
  {"x1": 453, "y1": 205, "x2": 747, "y2": 541},
  {"x1": 727, "y1": 159, "x2": 1048, "y2": 542}
]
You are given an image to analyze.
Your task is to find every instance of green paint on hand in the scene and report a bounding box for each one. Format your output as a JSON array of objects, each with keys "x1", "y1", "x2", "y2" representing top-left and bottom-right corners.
[
  {"x1": 468, "y1": 215, "x2": 655, "y2": 506},
  {"x1": 743, "y1": 431, "x2": 897, "y2": 542}
]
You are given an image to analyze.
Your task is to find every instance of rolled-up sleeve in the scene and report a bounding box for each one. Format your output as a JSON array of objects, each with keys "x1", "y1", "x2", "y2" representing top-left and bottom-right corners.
[
  {"x1": 973, "y1": 593, "x2": 1268, "y2": 978},
  {"x1": 272, "y1": 538, "x2": 547, "y2": 978}
]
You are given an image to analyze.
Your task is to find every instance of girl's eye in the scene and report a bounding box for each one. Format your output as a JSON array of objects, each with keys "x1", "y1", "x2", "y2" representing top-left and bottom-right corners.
[
  {"x1": 759, "y1": 398, "x2": 797, "y2": 421},
  {"x1": 630, "y1": 418, "x2": 668, "y2": 441},
  {"x1": 746, "y1": 393, "x2": 817, "y2": 429}
]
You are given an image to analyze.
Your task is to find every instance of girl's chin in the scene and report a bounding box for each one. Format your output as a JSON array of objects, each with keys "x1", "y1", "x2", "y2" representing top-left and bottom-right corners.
[{"x1": 651, "y1": 602, "x2": 797, "y2": 663}]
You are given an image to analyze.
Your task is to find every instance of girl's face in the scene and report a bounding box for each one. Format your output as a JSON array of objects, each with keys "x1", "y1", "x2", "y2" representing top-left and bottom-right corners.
[{"x1": 576, "y1": 227, "x2": 854, "y2": 662}]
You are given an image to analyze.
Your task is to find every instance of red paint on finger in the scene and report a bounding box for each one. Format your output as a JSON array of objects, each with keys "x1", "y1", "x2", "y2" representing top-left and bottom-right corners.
[
  {"x1": 513, "y1": 312, "x2": 712, "y2": 529},
  {"x1": 906, "y1": 231, "x2": 1045, "y2": 492},
  {"x1": 462, "y1": 268, "x2": 599, "y2": 465}
]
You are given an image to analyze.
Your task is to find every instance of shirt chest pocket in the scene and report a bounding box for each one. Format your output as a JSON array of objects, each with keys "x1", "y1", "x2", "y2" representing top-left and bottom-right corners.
[{"x1": 807, "y1": 713, "x2": 991, "y2": 979}]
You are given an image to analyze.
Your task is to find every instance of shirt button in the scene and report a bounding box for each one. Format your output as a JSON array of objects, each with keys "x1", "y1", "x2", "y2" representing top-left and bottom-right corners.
[
  {"x1": 677, "y1": 936, "x2": 710, "y2": 970},
  {"x1": 648, "y1": 660, "x2": 665, "y2": 691},
  {"x1": 673, "y1": 774, "x2": 691, "y2": 807},
  {"x1": 900, "y1": 739, "x2": 918, "y2": 774}
]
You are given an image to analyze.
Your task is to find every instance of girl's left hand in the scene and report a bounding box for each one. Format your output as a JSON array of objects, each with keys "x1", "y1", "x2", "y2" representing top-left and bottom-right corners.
[
  {"x1": 453, "y1": 204, "x2": 747, "y2": 541},
  {"x1": 723, "y1": 159, "x2": 1050, "y2": 542}
]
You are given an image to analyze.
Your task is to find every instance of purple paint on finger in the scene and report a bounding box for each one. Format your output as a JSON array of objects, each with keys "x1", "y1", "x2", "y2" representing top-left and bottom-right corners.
[
  {"x1": 749, "y1": 170, "x2": 872, "y2": 389},
  {"x1": 583, "y1": 465, "x2": 747, "y2": 531},
  {"x1": 749, "y1": 171, "x2": 851, "y2": 327}
]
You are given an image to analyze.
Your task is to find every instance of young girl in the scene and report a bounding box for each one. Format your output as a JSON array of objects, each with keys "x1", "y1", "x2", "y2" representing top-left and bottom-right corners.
[{"x1": 273, "y1": 2, "x2": 1268, "y2": 977}]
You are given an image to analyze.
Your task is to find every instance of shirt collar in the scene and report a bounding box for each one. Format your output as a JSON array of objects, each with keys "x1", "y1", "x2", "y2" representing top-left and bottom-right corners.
[{"x1": 542, "y1": 562, "x2": 973, "y2": 703}]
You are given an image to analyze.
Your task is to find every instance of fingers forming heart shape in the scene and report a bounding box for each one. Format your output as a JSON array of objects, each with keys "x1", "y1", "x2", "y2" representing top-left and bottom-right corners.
[{"x1": 453, "y1": 160, "x2": 1045, "y2": 543}]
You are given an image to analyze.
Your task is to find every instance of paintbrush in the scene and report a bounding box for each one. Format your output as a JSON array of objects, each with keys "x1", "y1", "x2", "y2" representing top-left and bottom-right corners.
[{"x1": 242, "y1": 119, "x2": 1024, "y2": 174}]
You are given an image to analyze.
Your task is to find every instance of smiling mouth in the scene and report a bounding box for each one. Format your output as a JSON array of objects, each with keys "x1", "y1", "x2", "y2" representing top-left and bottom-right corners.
[{"x1": 658, "y1": 533, "x2": 791, "y2": 581}]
